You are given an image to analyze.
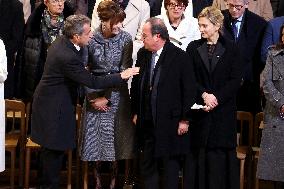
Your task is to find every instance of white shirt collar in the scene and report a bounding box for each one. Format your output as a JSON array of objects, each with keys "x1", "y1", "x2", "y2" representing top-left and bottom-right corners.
[{"x1": 73, "y1": 43, "x2": 81, "y2": 51}]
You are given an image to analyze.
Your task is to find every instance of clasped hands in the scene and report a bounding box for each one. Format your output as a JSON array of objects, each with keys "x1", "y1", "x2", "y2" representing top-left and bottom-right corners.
[
  {"x1": 90, "y1": 97, "x2": 109, "y2": 112},
  {"x1": 202, "y1": 92, "x2": 218, "y2": 112}
]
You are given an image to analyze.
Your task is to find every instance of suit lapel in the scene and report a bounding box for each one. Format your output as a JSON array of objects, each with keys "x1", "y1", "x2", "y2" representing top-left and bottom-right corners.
[
  {"x1": 153, "y1": 42, "x2": 175, "y2": 88},
  {"x1": 210, "y1": 42, "x2": 225, "y2": 72},
  {"x1": 197, "y1": 42, "x2": 210, "y2": 72}
]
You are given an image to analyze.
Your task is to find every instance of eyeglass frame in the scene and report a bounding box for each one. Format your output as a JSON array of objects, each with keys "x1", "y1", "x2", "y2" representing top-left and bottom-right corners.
[
  {"x1": 49, "y1": 0, "x2": 66, "y2": 5},
  {"x1": 226, "y1": 3, "x2": 246, "y2": 11},
  {"x1": 167, "y1": 2, "x2": 185, "y2": 10}
]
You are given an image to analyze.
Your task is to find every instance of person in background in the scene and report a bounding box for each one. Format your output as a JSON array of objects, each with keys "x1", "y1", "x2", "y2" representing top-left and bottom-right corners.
[
  {"x1": 222, "y1": 0, "x2": 267, "y2": 113},
  {"x1": 261, "y1": 16, "x2": 284, "y2": 63},
  {"x1": 157, "y1": 0, "x2": 200, "y2": 51},
  {"x1": 257, "y1": 24, "x2": 284, "y2": 189},
  {"x1": 18, "y1": 0, "x2": 74, "y2": 101},
  {"x1": 0, "y1": 39, "x2": 8, "y2": 173},
  {"x1": 0, "y1": 0, "x2": 25, "y2": 98},
  {"x1": 160, "y1": 0, "x2": 211, "y2": 18},
  {"x1": 270, "y1": 0, "x2": 284, "y2": 17},
  {"x1": 186, "y1": 6, "x2": 242, "y2": 189},
  {"x1": 131, "y1": 17, "x2": 196, "y2": 189},
  {"x1": 212, "y1": 0, "x2": 273, "y2": 21},
  {"x1": 79, "y1": 1, "x2": 135, "y2": 188},
  {"x1": 30, "y1": 14, "x2": 139, "y2": 189}
]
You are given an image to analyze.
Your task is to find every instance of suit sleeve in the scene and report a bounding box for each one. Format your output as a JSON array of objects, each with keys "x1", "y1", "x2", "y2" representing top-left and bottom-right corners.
[
  {"x1": 62, "y1": 56, "x2": 123, "y2": 90},
  {"x1": 180, "y1": 53, "x2": 197, "y2": 121},
  {"x1": 6, "y1": 1, "x2": 25, "y2": 56},
  {"x1": 130, "y1": 48, "x2": 144, "y2": 115},
  {"x1": 261, "y1": 22, "x2": 273, "y2": 63}
]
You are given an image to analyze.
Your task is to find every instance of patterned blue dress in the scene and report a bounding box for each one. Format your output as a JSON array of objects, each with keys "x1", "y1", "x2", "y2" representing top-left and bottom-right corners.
[{"x1": 79, "y1": 29, "x2": 135, "y2": 161}]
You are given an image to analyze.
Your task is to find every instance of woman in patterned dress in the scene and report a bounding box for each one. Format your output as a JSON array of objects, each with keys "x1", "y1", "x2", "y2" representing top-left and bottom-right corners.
[{"x1": 79, "y1": 1, "x2": 135, "y2": 188}]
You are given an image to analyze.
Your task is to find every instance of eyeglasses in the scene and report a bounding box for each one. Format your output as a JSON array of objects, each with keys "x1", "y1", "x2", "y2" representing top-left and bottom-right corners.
[
  {"x1": 167, "y1": 2, "x2": 185, "y2": 10},
  {"x1": 49, "y1": 0, "x2": 66, "y2": 5},
  {"x1": 226, "y1": 3, "x2": 244, "y2": 11}
]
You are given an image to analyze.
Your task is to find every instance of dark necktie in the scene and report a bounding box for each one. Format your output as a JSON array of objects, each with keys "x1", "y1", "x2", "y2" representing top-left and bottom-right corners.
[
  {"x1": 150, "y1": 52, "x2": 157, "y2": 85},
  {"x1": 232, "y1": 19, "x2": 239, "y2": 41}
]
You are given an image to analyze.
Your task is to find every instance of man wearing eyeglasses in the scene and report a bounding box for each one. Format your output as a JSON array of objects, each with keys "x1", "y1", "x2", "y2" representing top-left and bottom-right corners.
[{"x1": 222, "y1": 0, "x2": 267, "y2": 114}]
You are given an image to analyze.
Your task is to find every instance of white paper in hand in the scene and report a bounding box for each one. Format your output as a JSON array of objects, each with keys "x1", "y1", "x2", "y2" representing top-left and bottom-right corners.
[{"x1": 191, "y1": 103, "x2": 207, "y2": 110}]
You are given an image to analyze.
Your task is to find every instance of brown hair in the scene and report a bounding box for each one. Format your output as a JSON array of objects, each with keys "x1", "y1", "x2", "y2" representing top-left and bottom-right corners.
[
  {"x1": 198, "y1": 6, "x2": 224, "y2": 32},
  {"x1": 164, "y1": 0, "x2": 188, "y2": 10},
  {"x1": 97, "y1": 0, "x2": 126, "y2": 28},
  {"x1": 275, "y1": 24, "x2": 284, "y2": 50}
]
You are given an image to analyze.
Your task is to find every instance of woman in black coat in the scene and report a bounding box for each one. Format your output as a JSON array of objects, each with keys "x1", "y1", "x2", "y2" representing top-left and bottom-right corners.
[
  {"x1": 186, "y1": 6, "x2": 243, "y2": 189},
  {"x1": 19, "y1": 0, "x2": 74, "y2": 100}
]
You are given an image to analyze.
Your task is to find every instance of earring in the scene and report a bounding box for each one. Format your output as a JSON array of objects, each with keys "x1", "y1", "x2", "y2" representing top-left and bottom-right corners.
[{"x1": 102, "y1": 23, "x2": 106, "y2": 31}]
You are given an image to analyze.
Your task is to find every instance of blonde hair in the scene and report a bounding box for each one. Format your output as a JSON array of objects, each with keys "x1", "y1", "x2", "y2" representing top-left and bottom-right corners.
[{"x1": 198, "y1": 6, "x2": 224, "y2": 32}]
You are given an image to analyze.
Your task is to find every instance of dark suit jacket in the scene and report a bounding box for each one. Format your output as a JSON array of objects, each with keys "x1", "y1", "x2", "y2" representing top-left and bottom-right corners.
[
  {"x1": 222, "y1": 9, "x2": 267, "y2": 81},
  {"x1": 0, "y1": 0, "x2": 24, "y2": 63},
  {"x1": 186, "y1": 36, "x2": 242, "y2": 148},
  {"x1": 31, "y1": 36, "x2": 123, "y2": 150},
  {"x1": 131, "y1": 41, "x2": 196, "y2": 157}
]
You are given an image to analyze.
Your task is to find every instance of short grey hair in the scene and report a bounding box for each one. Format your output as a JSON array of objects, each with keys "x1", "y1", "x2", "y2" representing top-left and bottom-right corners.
[
  {"x1": 63, "y1": 14, "x2": 91, "y2": 39},
  {"x1": 146, "y1": 17, "x2": 169, "y2": 40}
]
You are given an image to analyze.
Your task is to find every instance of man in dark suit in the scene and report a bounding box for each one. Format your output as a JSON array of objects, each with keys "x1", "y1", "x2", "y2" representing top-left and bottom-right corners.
[
  {"x1": 31, "y1": 14, "x2": 139, "y2": 189},
  {"x1": 0, "y1": 0, "x2": 25, "y2": 98},
  {"x1": 131, "y1": 17, "x2": 196, "y2": 189},
  {"x1": 222, "y1": 0, "x2": 267, "y2": 113}
]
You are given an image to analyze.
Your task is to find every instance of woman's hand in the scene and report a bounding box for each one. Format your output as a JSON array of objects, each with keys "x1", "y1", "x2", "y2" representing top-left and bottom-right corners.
[
  {"x1": 132, "y1": 114, "x2": 137, "y2": 125},
  {"x1": 90, "y1": 97, "x2": 110, "y2": 112},
  {"x1": 202, "y1": 92, "x2": 218, "y2": 110}
]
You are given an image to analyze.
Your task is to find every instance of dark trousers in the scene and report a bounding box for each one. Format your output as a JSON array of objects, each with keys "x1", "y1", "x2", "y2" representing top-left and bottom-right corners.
[
  {"x1": 140, "y1": 126, "x2": 159, "y2": 189},
  {"x1": 38, "y1": 147, "x2": 65, "y2": 189},
  {"x1": 237, "y1": 80, "x2": 262, "y2": 113},
  {"x1": 187, "y1": 148, "x2": 239, "y2": 189},
  {"x1": 164, "y1": 155, "x2": 191, "y2": 189}
]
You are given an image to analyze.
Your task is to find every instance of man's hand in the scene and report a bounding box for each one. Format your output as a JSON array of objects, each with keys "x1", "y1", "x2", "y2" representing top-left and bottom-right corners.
[
  {"x1": 202, "y1": 92, "x2": 218, "y2": 110},
  {"x1": 120, "y1": 67, "x2": 140, "y2": 79},
  {"x1": 132, "y1": 114, "x2": 137, "y2": 125},
  {"x1": 90, "y1": 97, "x2": 109, "y2": 112},
  {"x1": 177, "y1": 120, "x2": 189, "y2": 135}
]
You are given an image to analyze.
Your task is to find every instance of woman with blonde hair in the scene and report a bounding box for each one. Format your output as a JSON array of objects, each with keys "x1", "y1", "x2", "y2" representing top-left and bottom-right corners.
[{"x1": 186, "y1": 6, "x2": 242, "y2": 189}]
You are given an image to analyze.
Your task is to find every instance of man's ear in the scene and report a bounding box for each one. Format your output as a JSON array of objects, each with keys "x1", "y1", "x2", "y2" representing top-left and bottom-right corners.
[{"x1": 43, "y1": 0, "x2": 48, "y2": 6}]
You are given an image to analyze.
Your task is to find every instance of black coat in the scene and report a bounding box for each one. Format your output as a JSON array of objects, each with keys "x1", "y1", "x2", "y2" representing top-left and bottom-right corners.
[
  {"x1": 31, "y1": 36, "x2": 123, "y2": 150},
  {"x1": 17, "y1": 2, "x2": 74, "y2": 100},
  {"x1": 222, "y1": 9, "x2": 267, "y2": 81},
  {"x1": 0, "y1": 0, "x2": 25, "y2": 97},
  {"x1": 131, "y1": 41, "x2": 196, "y2": 157},
  {"x1": 186, "y1": 36, "x2": 242, "y2": 148},
  {"x1": 0, "y1": 0, "x2": 24, "y2": 63}
]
